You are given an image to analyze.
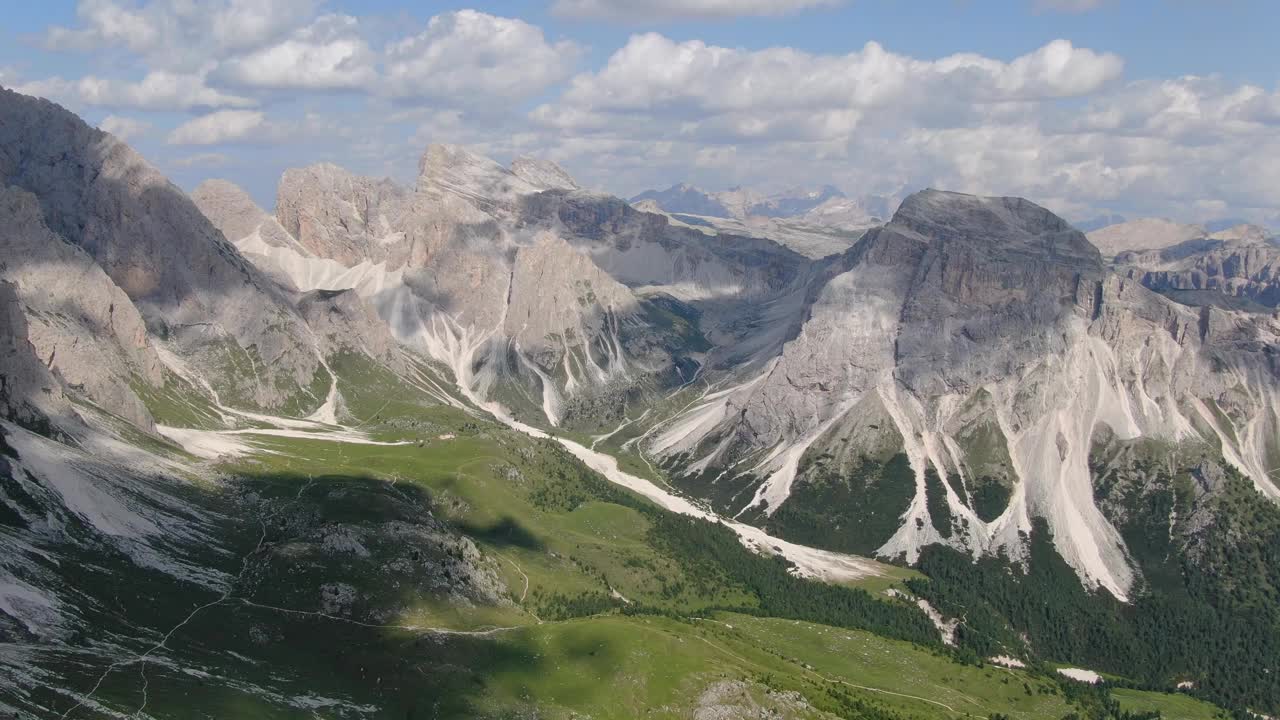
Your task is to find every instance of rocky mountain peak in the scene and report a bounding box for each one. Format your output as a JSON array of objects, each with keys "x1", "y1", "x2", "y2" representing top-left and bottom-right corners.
[
  {"x1": 1208, "y1": 223, "x2": 1273, "y2": 243},
  {"x1": 192, "y1": 178, "x2": 312, "y2": 268},
  {"x1": 0, "y1": 86, "x2": 322, "y2": 413},
  {"x1": 510, "y1": 155, "x2": 580, "y2": 191},
  {"x1": 629, "y1": 183, "x2": 730, "y2": 218},
  {"x1": 192, "y1": 179, "x2": 276, "y2": 244},
  {"x1": 416, "y1": 143, "x2": 538, "y2": 200},
  {"x1": 888, "y1": 189, "x2": 1101, "y2": 270},
  {"x1": 275, "y1": 163, "x2": 405, "y2": 265}
]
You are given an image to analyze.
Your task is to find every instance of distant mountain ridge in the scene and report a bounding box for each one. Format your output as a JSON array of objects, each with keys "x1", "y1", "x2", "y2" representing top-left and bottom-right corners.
[{"x1": 631, "y1": 181, "x2": 900, "y2": 226}]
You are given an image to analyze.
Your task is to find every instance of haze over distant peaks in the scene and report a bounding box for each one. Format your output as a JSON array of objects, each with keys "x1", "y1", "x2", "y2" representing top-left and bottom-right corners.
[
  {"x1": 630, "y1": 181, "x2": 898, "y2": 224},
  {"x1": 1086, "y1": 217, "x2": 1209, "y2": 256}
]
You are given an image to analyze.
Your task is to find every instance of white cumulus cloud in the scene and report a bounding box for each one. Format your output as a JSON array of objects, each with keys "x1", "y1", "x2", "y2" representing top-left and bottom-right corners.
[
  {"x1": 552, "y1": 0, "x2": 841, "y2": 20},
  {"x1": 170, "y1": 152, "x2": 232, "y2": 167},
  {"x1": 534, "y1": 35, "x2": 1122, "y2": 142},
  {"x1": 98, "y1": 114, "x2": 152, "y2": 140},
  {"x1": 45, "y1": 0, "x2": 160, "y2": 54},
  {"x1": 46, "y1": 0, "x2": 318, "y2": 70},
  {"x1": 166, "y1": 110, "x2": 268, "y2": 145},
  {"x1": 219, "y1": 14, "x2": 377, "y2": 91},
  {"x1": 384, "y1": 10, "x2": 580, "y2": 104},
  {"x1": 17, "y1": 70, "x2": 254, "y2": 111}
]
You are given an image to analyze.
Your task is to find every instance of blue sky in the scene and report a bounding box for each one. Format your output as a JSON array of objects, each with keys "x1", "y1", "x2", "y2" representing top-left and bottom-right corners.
[{"x1": 2, "y1": 1, "x2": 1277, "y2": 224}]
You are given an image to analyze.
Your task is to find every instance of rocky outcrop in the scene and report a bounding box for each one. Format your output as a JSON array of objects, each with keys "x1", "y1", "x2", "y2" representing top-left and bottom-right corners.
[
  {"x1": 510, "y1": 155, "x2": 579, "y2": 191},
  {"x1": 0, "y1": 185, "x2": 162, "y2": 430},
  {"x1": 297, "y1": 288, "x2": 401, "y2": 365},
  {"x1": 275, "y1": 163, "x2": 407, "y2": 267},
  {"x1": 506, "y1": 232, "x2": 638, "y2": 357},
  {"x1": 191, "y1": 179, "x2": 306, "y2": 255},
  {"x1": 1116, "y1": 236, "x2": 1280, "y2": 310},
  {"x1": 0, "y1": 88, "x2": 322, "y2": 413},
  {"x1": 891, "y1": 190, "x2": 1104, "y2": 396},
  {"x1": 0, "y1": 281, "x2": 71, "y2": 431}
]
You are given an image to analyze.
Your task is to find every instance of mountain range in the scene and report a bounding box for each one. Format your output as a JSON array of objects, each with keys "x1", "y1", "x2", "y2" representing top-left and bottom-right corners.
[
  {"x1": 3, "y1": 86, "x2": 1280, "y2": 718},
  {"x1": 631, "y1": 182, "x2": 900, "y2": 229}
]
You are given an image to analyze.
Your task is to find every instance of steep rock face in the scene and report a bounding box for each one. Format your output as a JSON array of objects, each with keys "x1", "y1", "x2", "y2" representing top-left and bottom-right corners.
[
  {"x1": 0, "y1": 281, "x2": 72, "y2": 431},
  {"x1": 194, "y1": 179, "x2": 403, "y2": 298},
  {"x1": 510, "y1": 155, "x2": 579, "y2": 191},
  {"x1": 0, "y1": 185, "x2": 162, "y2": 430},
  {"x1": 0, "y1": 88, "x2": 321, "y2": 413},
  {"x1": 506, "y1": 232, "x2": 638, "y2": 357},
  {"x1": 1117, "y1": 236, "x2": 1280, "y2": 310},
  {"x1": 497, "y1": 232, "x2": 649, "y2": 421},
  {"x1": 192, "y1": 179, "x2": 305, "y2": 254},
  {"x1": 417, "y1": 143, "x2": 540, "y2": 205},
  {"x1": 891, "y1": 191, "x2": 1104, "y2": 397},
  {"x1": 220, "y1": 146, "x2": 686, "y2": 426},
  {"x1": 374, "y1": 147, "x2": 599, "y2": 420},
  {"x1": 275, "y1": 163, "x2": 407, "y2": 266},
  {"x1": 648, "y1": 189, "x2": 1280, "y2": 600},
  {"x1": 520, "y1": 190, "x2": 808, "y2": 302},
  {"x1": 296, "y1": 288, "x2": 401, "y2": 365}
]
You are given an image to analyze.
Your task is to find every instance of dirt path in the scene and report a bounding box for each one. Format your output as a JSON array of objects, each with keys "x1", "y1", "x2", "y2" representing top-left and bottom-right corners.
[
  {"x1": 498, "y1": 554, "x2": 531, "y2": 603},
  {"x1": 234, "y1": 598, "x2": 525, "y2": 637}
]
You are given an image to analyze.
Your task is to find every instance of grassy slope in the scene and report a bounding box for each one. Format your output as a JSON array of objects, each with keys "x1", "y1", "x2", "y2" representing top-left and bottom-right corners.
[
  {"x1": 1111, "y1": 689, "x2": 1227, "y2": 720},
  {"x1": 161, "y1": 429, "x2": 1228, "y2": 716},
  {"x1": 6, "y1": 357, "x2": 1233, "y2": 719},
  {"x1": 236, "y1": 429, "x2": 761, "y2": 617}
]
